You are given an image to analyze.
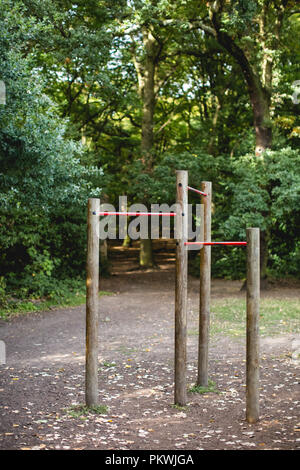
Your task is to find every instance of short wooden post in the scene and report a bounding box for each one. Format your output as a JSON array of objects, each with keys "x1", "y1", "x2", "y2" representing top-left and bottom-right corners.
[
  {"x1": 174, "y1": 170, "x2": 188, "y2": 406},
  {"x1": 246, "y1": 227, "x2": 260, "y2": 423},
  {"x1": 86, "y1": 198, "x2": 100, "y2": 407},
  {"x1": 197, "y1": 182, "x2": 212, "y2": 387}
]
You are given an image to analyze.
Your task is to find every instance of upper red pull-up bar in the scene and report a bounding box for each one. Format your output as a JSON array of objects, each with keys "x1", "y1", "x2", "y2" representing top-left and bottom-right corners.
[
  {"x1": 94, "y1": 211, "x2": 176, "y2": 217},
  {"x1": 187, "y1": 186, "x2": 207, "y2": 196}
]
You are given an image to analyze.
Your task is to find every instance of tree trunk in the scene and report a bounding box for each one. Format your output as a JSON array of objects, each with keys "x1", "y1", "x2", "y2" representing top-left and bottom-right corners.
[
  {"x1": 249, "y1": 85, "x2": 272, "y2": 156},
  {"x1": 140, "y1": 238, "x2": 154, "y2": 268},
  {"x1": 210, "y1": 13, "x2": 273, "y2": 155},
  {"x1": 244, "y1": 78, "x2": 272, "y2": 286},
  {"x1": 123, "y1": 234, "x2": 132, "y2": 247},
  {"x1": 207, "y1": 5, "x2": 284, "y2": 288},
  {"x1": 208, "y1": 95, "x2": 221, "y2": 155},
  {"x1": 141, "y1": 32, "x2": 156, "y2": 169},
  {"x1": 133, "y1": 29, "x2": 159, "y2": 268},
  {"x1": 212, "y1": 29, "x2": 272, "y2": 288}
]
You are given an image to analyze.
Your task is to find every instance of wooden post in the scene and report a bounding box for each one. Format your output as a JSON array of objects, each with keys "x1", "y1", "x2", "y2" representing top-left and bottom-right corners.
[
  {"x1": 246, "y1": 227, "x2": 260, "y2": 423},
  {"x1": 197, "y1": 182, "x2": 212, "y2": 387},
  {"x1": 86, "y1": 198, "x2": 100, "y2": 407},
  {"x1": 174, "y1": 170, "x2": 188, "y2": 406}
]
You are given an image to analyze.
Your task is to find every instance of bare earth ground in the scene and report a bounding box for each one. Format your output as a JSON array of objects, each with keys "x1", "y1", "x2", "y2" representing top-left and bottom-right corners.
[{"x1": 0, "y1": 240, "x2": 299, "y2": 452}]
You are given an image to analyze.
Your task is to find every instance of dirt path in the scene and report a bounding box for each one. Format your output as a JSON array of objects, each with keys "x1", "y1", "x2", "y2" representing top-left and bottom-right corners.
[{"x1": 0, "y1": 242, "x2": 299, "y2": 450}]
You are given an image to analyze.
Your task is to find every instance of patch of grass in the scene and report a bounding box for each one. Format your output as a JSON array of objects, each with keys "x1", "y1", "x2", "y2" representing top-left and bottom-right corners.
[
  {"x1": 189, "y1": 380, "x2": 220, "y2": 395},
  {"x1": 118, "y1": 346, "x2": 139, "y2": 355},
  {"x1": 171, "y1": 403, "x2": 189, "y2": 411},
  {"x1": 66, "y1": 404, "x2": 108, "y2": 419},
  {"x1": 0, "y1": 289, "x2": 112, "y2": 320},
  {"x1": 209, "y1": 297, "x2": 300, "y2": 338},
  {"x1": 102, "y1": 361, "x2": 117, "y2": 367},
  {"x1": 100, "y1": 361, "x2": 117, "y2": 369},
  {"x1": 187, "y1": 328, "x2": 198, "y2": 336}
]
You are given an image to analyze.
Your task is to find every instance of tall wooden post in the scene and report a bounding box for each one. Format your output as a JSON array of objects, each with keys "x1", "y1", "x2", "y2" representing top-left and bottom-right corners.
[
  {"x1": 197, "y1": 181, "x2": 212, "y2": 387},
  {"x1": 174, "y1": 170, "x2": 188, "y2": 406},
  {"x1": 246, "y1": 227, "x2": 260, "y2": 423},
  {"x1": 86, "y1": 198, "x2": 100, "y2": 407}
]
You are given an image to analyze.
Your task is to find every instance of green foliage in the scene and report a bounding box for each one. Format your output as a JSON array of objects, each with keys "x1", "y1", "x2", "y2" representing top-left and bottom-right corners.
[
  {"x1": 219, "y1": 147, "x2": 300, "y2": 278},
  {"x1": 0, "y1": 0, "x2": 299, "y2": 302},
  {"x1": 210, "y1": 247, "x2": 247, "y2": 280},
  {"x1": 189, "y1": 380, "x2": 220, "y2": 395},
  {"x1": 0, "y1": 2, "x2": 102, "y2": 302},
  {"x1": 0, "y1": 284, "x2": 112, "y2": 321},
  {"x1": 124, "y1": 146, "x2": 300, "y2": 280},
  {"x1": 222, "y1": 147, "x2": 300, "y2": 235},
  {"x1": 182, "y1": 147, "x2": 300, "y2": 280},
  {"x1": 0, "y1": 276, "x2": 8, "y2": 308},
  {"x1": 66, "y1": 404, "x2": 108, "y2": 419},
  {"x1": 0, "y1": 278, "x2": 83, "y2": 319},
  {"x1": 222, "y1": 0, "x2": 258, "y2": 32},
  {"x1": 126, "y1": 151, "x2": 223, "y2": 204}
]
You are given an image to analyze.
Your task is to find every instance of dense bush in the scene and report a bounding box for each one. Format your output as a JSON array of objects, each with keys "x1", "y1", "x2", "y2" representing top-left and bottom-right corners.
[
  {"x1": 0, "y1": 10, "x2": 102, "y2": 302},
  {"x1": 127, "y1": 148, "x2": 300, "y2": 280},
  {"x1": 219, "y1": 147, "x2": 300, "y2": 279}
]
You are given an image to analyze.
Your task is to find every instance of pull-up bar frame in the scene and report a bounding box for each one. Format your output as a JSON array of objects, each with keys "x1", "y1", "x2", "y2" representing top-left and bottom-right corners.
[{"x1": 85, "y1": 175, "x2": 260, "y2": 424}]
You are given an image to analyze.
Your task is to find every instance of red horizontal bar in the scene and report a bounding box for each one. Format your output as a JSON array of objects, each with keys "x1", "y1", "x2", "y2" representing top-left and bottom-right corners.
[
  {"x1": 185, "y1": 241, "x2": 247, "y2": 246},
  {"x1": 187, "y1": 186, "x2": 207, "y2": 196},
  {"x1": 97, "y1": 212, "x2": 176, "y2": 216}
]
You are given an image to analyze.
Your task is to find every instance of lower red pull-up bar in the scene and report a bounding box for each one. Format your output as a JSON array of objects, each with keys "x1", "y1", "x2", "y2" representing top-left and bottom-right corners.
[
  {"x1": 185, "y1": 241, "x2": 247, "y2": 246},
  {"x1": 94, "y1": 211, "x2": 176, "y2": 217}
]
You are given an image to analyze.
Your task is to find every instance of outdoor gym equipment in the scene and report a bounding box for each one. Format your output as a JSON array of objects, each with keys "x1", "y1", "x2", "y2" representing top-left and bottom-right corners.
[{"x1": 86, "y1": 170, "x2": 260, "y2": 424}]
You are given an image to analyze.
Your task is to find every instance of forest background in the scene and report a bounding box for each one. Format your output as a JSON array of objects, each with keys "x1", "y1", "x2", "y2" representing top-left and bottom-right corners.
[{"x1": 0, "y1": 0, "x2": 299, "y2": 312}]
